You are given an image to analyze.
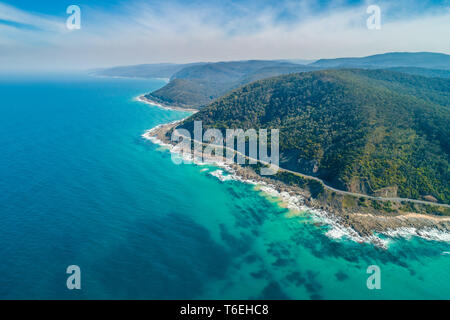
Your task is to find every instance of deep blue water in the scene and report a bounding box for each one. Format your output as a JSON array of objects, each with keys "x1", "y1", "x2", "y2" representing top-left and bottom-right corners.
[{"x1": 0, "y1": 74, "x2": 449, "y2": 300}]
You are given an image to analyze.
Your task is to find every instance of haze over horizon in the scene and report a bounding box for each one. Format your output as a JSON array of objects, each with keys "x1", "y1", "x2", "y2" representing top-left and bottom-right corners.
[{"x1": 0, "y1": 0, "x2": 449, "y2": 71}]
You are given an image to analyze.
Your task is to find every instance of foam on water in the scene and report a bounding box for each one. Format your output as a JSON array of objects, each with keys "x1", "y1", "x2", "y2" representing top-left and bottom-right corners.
[{"x1": 382, "y1": 227, "x2": 450, "y2": 242}]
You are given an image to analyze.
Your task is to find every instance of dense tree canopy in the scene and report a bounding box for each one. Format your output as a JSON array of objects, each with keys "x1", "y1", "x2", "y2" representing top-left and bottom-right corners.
[{"x1": 178, "y1": 69, "x2": 450, "y2": 203}]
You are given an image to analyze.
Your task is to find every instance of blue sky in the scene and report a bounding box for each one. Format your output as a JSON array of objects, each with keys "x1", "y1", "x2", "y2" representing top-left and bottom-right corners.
[{"x1": 0, "y1": 0, "x2": 449, "y2": 71}]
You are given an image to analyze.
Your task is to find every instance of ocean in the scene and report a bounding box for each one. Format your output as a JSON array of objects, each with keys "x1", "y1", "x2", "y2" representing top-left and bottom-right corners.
[{"x1": 0, "y1": 74, "x2": 448, "y2": 300}]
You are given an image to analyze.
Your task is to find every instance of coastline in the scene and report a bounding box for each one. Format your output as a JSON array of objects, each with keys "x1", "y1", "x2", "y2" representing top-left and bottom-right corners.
[
  {"x1": 138, "y1": 101, "x2": 450, "y2": 248},
  {"x1": 136, "y1": 95, "x2": 199, "y2": 113},
  {"x1": 90, "y1": 73, "x2": 171, "y2": 82}
]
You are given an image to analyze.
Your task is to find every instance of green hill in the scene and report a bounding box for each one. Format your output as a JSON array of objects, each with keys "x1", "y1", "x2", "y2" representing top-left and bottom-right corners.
[
  {"x1": 144, "y1": 78, "x2": 219, "y2": 107},
  {"x1": 145, "y1": 60, "x2": 316, "y2": 108},
  {"x1": 98, "y1": 53, "x2": 449, "y2": 109},
  {"x1": 177, "y1": 69, "x2": 450, "y2": 204}
]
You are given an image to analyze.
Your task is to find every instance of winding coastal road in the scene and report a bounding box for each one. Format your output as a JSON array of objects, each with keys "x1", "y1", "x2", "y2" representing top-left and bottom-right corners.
[
  {"x1": 145, "y1": 107, "x2": 450, "y2": 210},
  {"x1": 276, "y1": 166, "x2": 450, "y2": 208},
  {"x1": 188, "y1": 134, "x2": 450, "y2": 209}
]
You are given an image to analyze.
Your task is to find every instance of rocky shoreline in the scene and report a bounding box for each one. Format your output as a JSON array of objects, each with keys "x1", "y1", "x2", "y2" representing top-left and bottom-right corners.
[{"x1": 142, "y1": 118, "x2": 450, "y2": 248}]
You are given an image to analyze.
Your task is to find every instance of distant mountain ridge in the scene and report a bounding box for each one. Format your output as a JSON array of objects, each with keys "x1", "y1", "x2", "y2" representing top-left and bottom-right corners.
[
  {"x1": 145, "y1": 60, "x2": 317, "y2": 108},
  {"x1": 149, "y1": 52, "x2": 450, "y2": 108},
  {"x1": 311, "y1": 52, "x2": 450, "y2": 70},
  {"x1": 95, "y1": 52, "x2": 450, "y2": 108}
]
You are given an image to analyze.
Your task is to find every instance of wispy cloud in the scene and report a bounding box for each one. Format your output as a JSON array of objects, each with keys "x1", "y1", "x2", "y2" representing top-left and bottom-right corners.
[
  {"x1": 0, "y1": 0, "x2": 448, "y2": 71},
  {"x1": 0, "y1": 2, "x2": 65, "y2": 32}
]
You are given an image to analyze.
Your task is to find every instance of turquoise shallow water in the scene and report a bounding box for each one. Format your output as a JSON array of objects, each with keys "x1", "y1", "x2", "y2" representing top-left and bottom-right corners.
[{"x1": 0, "y1": 74, "x2": 449, "y2": 300}]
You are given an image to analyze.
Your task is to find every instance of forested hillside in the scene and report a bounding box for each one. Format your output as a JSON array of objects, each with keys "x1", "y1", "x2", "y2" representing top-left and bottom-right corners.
[
  {"x1": 177, "y1": 69, "x2": 450, "y2": 204},
  {"x1": 96, "y1": 52, "x2": 450, "y2": 109},
  {"x1": 145, "y1": 60, "x2": 316, "y2": 108}
]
